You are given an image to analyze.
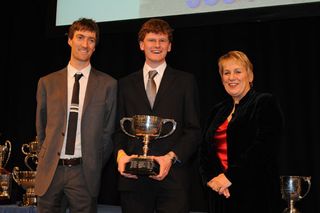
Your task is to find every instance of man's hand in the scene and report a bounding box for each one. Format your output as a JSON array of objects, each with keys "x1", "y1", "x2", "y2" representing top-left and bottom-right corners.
[
  {"x1": 117, "y1": 149, "x2": 138, "y2": 179},
  {"x1": 149, "y1": 152, "x2": 176, "y2": 181}
]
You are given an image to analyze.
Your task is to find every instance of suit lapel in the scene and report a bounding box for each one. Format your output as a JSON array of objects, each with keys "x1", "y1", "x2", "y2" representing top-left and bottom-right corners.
[
  {"x1": 60, "y1": 69, "x2": 68, "y2": 118},
  {"x1": 82, "y1": 68, "x2": 98, "y2": 115},
  {"x1": 153, "y1": 66, "x2": 176, "y2": 109},
  {"x1": 134, "y1": 70, "x2": 152, "y2": 109}
]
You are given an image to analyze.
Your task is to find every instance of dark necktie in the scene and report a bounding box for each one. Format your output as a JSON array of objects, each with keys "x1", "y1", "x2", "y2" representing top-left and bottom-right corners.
[
  {"x1": 65, "y1": 73, "x2": 83, "y2": 155},
  {"x1": 146, "y1": 70, "x2": 158, "y2": 108}
]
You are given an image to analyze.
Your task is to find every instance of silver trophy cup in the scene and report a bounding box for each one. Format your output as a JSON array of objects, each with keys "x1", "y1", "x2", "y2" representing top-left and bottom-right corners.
[
  {"x1": 12, "y1": 137, "x2": 40, "y2": 206},
  {"x1": 12, "y1": 167, "x2": 37, "y2": 206},
  {"x1": 120, "y1": 115, "x2": 176, "y2": 175},
  {"x1": 280, "y1": 176, "x2": 311, "y2": 213},
  {"x1": 0, "y1": 140, "x2": 12, "y2": 200}
]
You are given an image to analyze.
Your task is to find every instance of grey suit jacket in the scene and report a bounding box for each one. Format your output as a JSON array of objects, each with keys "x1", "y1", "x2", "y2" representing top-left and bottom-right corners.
[{"x1": 35, "y1": 67, "x2": 117, "y2": 197}]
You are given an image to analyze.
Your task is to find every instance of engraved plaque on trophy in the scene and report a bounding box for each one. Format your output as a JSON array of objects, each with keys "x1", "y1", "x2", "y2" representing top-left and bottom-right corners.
[
  {"x1": 120, "y1": 115, "x2": 176, "y2": 176},
  {"x1": 0, "y1": 140, "x2": 12, "y2": 200},
  {"x1": 280, "y1": 176, "x2": 311, "y2": 213}
]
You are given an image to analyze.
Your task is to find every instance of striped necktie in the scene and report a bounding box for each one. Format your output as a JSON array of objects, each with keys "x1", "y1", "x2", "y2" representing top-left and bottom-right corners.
[{"x1": 65, "y1": 73, "x2": 83, "y2": 155}]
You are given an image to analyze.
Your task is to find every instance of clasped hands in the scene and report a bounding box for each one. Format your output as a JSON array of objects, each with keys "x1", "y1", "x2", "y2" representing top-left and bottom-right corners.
[
  {"x1": 207, "y1": 173, "x2": 232, "y2": 198},
  {"x1": 117, "y1": 149, "x2": 174, "y2": 181}
]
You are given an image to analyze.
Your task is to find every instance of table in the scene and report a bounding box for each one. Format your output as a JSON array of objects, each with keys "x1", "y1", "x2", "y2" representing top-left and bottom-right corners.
[
  {"x1": 0, "y1": 205, "x2": 122, "y2": 213},
  {"x1": 0, "y1": 205, "x2": 36, "y2": 213}
]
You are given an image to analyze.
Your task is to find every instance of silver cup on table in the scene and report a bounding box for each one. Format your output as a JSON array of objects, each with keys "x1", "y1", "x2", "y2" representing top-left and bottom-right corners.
[
  {"x1": 280, "y1": 176, "x2": 311, "y2": 213},
  {"x1": 120, "y1": 115, "x2": 176, "y2": 175},
  {"x1": 12, "y1": 166, "x2": 37, "y2": 206}
]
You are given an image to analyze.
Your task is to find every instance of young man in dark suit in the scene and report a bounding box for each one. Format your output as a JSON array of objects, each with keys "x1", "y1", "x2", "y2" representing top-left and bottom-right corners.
[
  {"x1": 115, "y1": 18, "x2": 201, "y2": 213},
  {"x1": 35, "y1": 18, "x2": 117, "y2": 213}
]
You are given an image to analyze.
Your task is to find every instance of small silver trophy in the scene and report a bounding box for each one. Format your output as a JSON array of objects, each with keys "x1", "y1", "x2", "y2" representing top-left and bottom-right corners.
[
  {"x1": 0, "y1": 140, "x2": 12, "y2": 200},
  {"x1": 12, "y1": 137, "x2": 40, "y2": 206},
  {"x1": 280, "y1": 176, "x2": 311, "y2": 213},
  {"x1": 120, "y1": 115, "x2": 176, "y2": 175},
  {"x1": 12, "y1": 167, "x2": 37, "y2": 206}
]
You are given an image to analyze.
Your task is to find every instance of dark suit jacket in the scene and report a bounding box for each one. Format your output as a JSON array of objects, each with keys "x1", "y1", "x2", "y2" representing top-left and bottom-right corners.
[
  {"x1": 115, "y1": 65, "x2": 201, "y2": 191},
  {"x1": 35, "y1": 67, "x2": 117, "y2": 197}
]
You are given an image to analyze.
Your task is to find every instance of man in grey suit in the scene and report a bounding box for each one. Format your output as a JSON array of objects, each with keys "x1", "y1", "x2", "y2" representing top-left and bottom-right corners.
[
  {"x1": 115, "y1": 18, "x2": 201, "y2": 213},
  {"x1": 35, "y1": 18, "x2": 117, "y2": 213}
]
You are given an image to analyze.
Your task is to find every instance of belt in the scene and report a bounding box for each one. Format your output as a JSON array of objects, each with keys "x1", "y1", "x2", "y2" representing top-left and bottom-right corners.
[{"x1": 58, "y1": 158, "x2": 82, "y2": 167}]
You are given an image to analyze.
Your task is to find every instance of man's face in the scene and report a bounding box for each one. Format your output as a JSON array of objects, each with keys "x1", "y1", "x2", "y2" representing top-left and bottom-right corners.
[
  {"x1": 68, "y1": 30, "x2": 96, "y2": 64},
  {"x1": 139, "y1": 32, "x2": 171, "y2": 67}
]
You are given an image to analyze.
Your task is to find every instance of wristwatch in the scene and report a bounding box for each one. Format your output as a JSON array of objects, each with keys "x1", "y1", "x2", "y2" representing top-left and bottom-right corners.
[{"x1": 167, "y1": 152, "x2": 178, "y2": 164}]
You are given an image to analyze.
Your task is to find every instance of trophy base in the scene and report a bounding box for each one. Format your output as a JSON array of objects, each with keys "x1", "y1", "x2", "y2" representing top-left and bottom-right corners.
[
  {"x1": 22, "y1": 194, "x2": 37, "y2": 206},
  {"x1": 0, "y1": 192, "x2": 10, "y2": 200},
  {"x1": 283, "y1": 208, "x2": 300, "y2": 213},
  {"x1": 125, "y1": 157, "x2": 159, "y2": 176}
]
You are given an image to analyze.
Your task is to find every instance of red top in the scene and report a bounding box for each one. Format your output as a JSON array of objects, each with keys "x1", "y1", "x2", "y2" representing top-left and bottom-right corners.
[{"x1": 213, "y1": 119, "x2": 228, "y2": 171}]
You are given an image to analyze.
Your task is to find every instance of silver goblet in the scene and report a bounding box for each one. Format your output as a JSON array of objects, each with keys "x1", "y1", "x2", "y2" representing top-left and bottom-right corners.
[{"x1": 280, "y1": 176, "x2": 311, "y2": 213}]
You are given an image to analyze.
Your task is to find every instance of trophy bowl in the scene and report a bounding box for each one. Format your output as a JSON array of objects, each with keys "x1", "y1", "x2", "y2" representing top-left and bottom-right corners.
[
  {"x1": 120, "y1": 115, "x2": 176, "y2": 176},
  {"x1": 280, "y1": 176, "x2": 311, "y2": 213},
  {"x1": 12, "y1": 167, "x2": 37, "y2": 206}
]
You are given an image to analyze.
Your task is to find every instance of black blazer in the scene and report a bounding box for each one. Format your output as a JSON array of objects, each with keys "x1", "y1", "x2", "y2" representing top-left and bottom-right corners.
[
  {"x1": 114, "y1": 65, "x2": 201, "y2": 191},
  {"x1": 199, "y1": 89, "x2": 284, "y2": 213}
]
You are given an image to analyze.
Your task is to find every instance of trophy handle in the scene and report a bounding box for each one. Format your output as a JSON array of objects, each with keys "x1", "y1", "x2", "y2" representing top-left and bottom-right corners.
[
  {"x1": 24, "y1": 156, "x2": 34, "y2": 171},
  {"x1": 12, "y1": 167, "x2": 21, "y2": 185},
  {"x1": 158, "y1": 119, "x2": 177, "y2": 139},
  {"x1": 22, "y1": 143, "x2": 30, "y2": 155},
  {"x1": 120, "y1": 117, "x2": 137, "y2": 138},
  {"x1": 299, "y1": 176, "x2": 311, "y2": 200},
  {"x1": 3, "y1": 140, "x2": 12, "y2": 168}
]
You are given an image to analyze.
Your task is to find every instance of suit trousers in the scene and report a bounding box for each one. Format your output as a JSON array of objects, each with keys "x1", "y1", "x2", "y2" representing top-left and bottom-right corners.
[
  {"x1": 37, "y1": 165, "x2": 97, "y2": 213},
  {"x1": 120, "y1": 187, "x2": 189, "y2": 213}
]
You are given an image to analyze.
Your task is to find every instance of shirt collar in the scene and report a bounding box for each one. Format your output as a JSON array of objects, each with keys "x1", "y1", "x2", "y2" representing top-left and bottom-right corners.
[
  {"x1": 67, "y1": 63, "x2": 91, "y2": 79},
  {"x1": 143, "y1": 62, "x2": 166, "y2": 79}
]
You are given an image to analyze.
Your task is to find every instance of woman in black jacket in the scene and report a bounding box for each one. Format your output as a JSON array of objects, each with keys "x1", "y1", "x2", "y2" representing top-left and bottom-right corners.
[{"x1": 200, "y1": 50, "x2": 284, "y2": 213}]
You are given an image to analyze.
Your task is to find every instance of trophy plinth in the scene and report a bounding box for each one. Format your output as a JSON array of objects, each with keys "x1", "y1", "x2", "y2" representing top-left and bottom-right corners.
[
  {"x1": 280, "y1": 176, "x2": 311, "y2": 213},
  {"x1": 125, "y1": 157, "x2": 159, "y2": 176},
  {"x1": 120, "y1": 115, "x2": 176, "y2": 176},
  {"x1": 0, "y1": 140, "x2": 12, "y2": 200},
  {"x1": 12, "y1": 167, "x2": 37, "y2": 206}
]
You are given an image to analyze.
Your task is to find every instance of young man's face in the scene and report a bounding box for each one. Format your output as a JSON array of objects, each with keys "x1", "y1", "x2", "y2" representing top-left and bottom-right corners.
[
  {"x1": 68, "y1": 30, "x2": 96, "y2": 64},
  {"x1": 139, "y1": 32, "x2": 171, "y2": 67}
]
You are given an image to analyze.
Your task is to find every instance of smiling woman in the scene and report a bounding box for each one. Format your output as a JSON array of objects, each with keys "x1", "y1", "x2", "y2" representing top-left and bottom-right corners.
[{"x1": 200, "y1": 50, "x2": 285, "y2": 213}]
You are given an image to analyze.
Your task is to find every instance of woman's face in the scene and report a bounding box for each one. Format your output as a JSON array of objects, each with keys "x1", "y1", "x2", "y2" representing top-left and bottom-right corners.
[{"x1": 220, "y1": 59, "x2": 253, "y2": 103}]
